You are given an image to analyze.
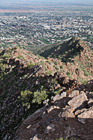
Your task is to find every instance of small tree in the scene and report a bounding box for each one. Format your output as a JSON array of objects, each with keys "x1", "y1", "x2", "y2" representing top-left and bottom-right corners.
[
  {"x1": 20, "y1": 87, "x2": 48, "y2": 109},
  {"x1": 20, "y1": 90, "x2": 33, "y2": 109},
  {"x1": 33, "y1": 89, "x2": 48, "y2": 104}
]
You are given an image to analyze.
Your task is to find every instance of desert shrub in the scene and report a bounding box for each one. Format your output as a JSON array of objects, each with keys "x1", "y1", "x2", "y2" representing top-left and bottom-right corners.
[
  {"x1": 32, "y1": 88, "x2": 48, "y2": 104},
  {"x1": 83, "y1": 80, "x2": 88, "y2": 85},
  {"x1": 79, "y1": 78, "x2": 88, "y2": 84},
  {"x1": 20, "y1": 90, "x2": 33, "y2": 108},
  {"x1": 38, "y1": 55, "x2": 45, "y2": 59},
  {"x1": 54, "y1": 61, "x2": 58, "y2": 65},
  {"x1": 55, "y1": 65, "x2": 59, "y2": 70},
  {"x1": 2, "y1": 54, "x2": 10, "y2": 59},
  {"x1": 66, "y1": 71, "x2": 72, "y2": 78},
  {"x1": 0, "y1": 63, "x2": 5, "y2": 72},
  {"x1": 83, "y1": 69, "x2": 91, "y2": 76},
  {"x1": 66, "y1": 71, "x2": 70, "y2": 76},
  {"x1": 17, "y1": 55, "x2": 24, "y2": 59},
  {"x1": 46, "y1": 60, "x2": 51, "y2": 64},
  {"x1": 46, "y1": 70, "x2": 52, "y2": 75},
  {"x1": 27, "y1": 63, "x2": 35, "y2": 69},
  {"x1": 84, "y1": 70, "x2": 88, "y2": 76},
  {"x1": 48, "y1": 79, "x2": 59, "y2": 94},
  {"x1": 60, "y1": 65, "x2": 63, "y2": 69},
  {"x1": 0, "y1": 63, "x2": 6, "y2": 80},
  {"x1": 37, "y1": 61, "x2": 45, "y2": 66},
  {"x1": 20, "y1": 87, "x2": 48, "y2": 109}
]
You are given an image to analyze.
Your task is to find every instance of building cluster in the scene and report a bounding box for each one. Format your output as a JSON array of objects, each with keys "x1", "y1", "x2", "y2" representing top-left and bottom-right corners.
[{"x1": 0, "y1": 7, "x2": 93, "y2": 48}]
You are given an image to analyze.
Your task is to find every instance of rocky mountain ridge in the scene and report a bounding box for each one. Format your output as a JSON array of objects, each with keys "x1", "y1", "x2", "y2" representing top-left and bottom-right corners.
[
  {"x1": 0, "y1": 37, "x2": 93, "y2": 140},
  {"x1": 39, "y1": 37, "x2": 91, "y2": 61},
  {"x1": 0, "y1": 37, "x2": 93, "y2": 82}
]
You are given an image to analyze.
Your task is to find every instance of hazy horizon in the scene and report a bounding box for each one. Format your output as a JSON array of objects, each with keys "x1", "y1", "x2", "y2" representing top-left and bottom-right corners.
[{"x1": 0, "y1": 0, "x2": 93, "y2": 5}]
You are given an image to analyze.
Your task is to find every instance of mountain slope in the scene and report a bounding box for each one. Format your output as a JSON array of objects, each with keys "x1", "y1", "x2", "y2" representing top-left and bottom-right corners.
[
  {"x1": 40, "y1": 37, "x2": 91, "y2": 62},
  {"x1": 0, "y1": 47, "x2": 79, "y2": 139},
  {"x1": 0, "y1": 37, "x2": 93, "y2": 140},
  {"x1": 40, "y1": 37, "x2": 93, "y2": 82}
]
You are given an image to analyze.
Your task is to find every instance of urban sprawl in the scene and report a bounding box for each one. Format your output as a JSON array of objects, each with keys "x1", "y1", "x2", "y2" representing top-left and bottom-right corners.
[{"x1": 0, "y1": 6, "x2": 93, "y2": 49}]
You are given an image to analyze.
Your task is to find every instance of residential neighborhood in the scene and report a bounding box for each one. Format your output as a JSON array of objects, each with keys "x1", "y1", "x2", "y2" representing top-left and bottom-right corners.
[{"x1": 0, "y1": 6, "x2": 93, "y2": 49}]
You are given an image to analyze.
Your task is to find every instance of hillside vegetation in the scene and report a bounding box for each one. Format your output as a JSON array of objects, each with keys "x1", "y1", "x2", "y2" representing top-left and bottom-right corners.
[{"x1": 0, "y1": 37, "x2": 93, "y2": 139}]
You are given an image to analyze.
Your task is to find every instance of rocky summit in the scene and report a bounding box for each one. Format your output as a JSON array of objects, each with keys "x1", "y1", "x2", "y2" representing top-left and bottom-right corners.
[{"x1": 0, "y1": 37, "x2": 93, "y2": 140}]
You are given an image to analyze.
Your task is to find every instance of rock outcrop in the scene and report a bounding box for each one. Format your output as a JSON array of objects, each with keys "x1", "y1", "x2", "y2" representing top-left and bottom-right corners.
[{"x1": 14, "y1": 80, "x2": 93, "y2": 140}]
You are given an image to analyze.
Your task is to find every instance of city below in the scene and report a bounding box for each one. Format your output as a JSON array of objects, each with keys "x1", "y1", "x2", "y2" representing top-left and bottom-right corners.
[{"x1": 0, "y1": 4, "x2": 93, "y2": 51}]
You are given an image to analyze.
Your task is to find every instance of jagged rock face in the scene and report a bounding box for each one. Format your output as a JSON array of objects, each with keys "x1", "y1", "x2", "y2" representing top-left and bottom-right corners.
[{"x1": 14, "y1": 81, "x2": 93, "y2": 140}]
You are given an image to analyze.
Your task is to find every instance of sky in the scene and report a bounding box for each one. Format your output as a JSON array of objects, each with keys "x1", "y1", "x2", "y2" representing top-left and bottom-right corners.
[{"x1": 0, "y1": 0, "x2": 93, "y2": 5}]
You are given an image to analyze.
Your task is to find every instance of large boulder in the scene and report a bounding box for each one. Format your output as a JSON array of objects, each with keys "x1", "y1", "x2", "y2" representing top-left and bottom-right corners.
[
  {"x1": 68, "y1": 93, "x2": 88, "y2": 111},
  {"x1": 77, "y1": 106, "x2": 93, "y2": 124}
]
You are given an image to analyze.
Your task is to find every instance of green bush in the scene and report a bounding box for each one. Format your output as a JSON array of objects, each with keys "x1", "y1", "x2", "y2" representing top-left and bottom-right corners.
[
  {"x1": 27, "y1": 63, "x2": 35, "y2": 69},
  {"x1": 55, "y1": 65, "x2": 59, "y2": 70},
  {"x1": 17, "y1": 55, "x2": 24, "y2": 59},
  {"x1": 54, "y1": 61, "x2": 58, "y2": 65},
  {"x1": 66, "y1": 71, "x2": 70, "y2": 76},
  {"x1": 46, "y1": 70, "x2": 52, "y2": 75},
  {"x1": 20, "y1": 87, "x2": 48, "y2": 109},
  {"x1": 79, "y1": 78, "x2": 88, "y2": 84},
  {"x1": 83, "y1": 70, "x2": 89, "y2": 76},
  {"x1": 66, "y1": 71, "x2": 72, "y2": 78},
  {"x1": 2, "y1": 54, "x2": 10, "y2": 59},
  {"x1": 32, "y1": 89, "x2": 48, "y2": 104},
  {"x1": 60, "y1": 65, "x2": 63, "y2": 69},
  {"x1": 20, "y1": 90, "x2": 33, "y2": 108}
]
